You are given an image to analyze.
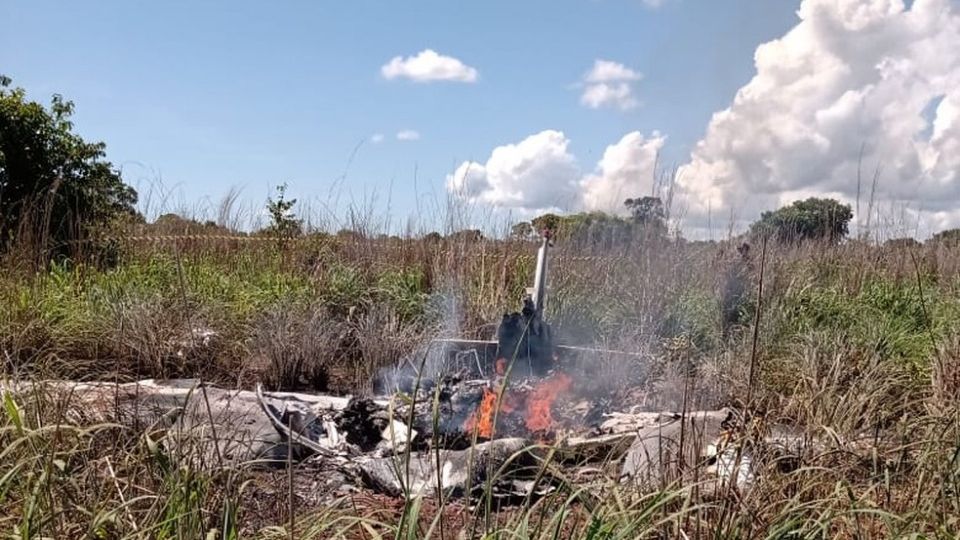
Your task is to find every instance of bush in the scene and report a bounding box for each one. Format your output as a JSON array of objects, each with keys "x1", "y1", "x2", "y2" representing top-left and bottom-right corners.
[
  {"x1": 774, "y1": 272, "x2": 954, "y2": 373},
  {"x1": 375, "y1": 268, "x2": 428, "y2": 322},
  {"x1": 0, "y1": 76, "x2": 137, "y2": 264},
  {"x1": 250, "y1": 305, "x2": 346, "y2": 391},
  {"x1": 319, "y1": 262, "x2": 369, "y2": 317}
]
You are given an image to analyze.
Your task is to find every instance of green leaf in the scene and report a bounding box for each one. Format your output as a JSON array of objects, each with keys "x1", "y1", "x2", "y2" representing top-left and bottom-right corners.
[{"x1": 3, "y1": 391, "x2": 23, "y2": 435}]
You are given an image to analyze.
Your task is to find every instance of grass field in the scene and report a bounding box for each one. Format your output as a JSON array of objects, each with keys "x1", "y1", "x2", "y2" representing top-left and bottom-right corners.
[{"x1": 2, "y1": 231, "x2": 960, "y2": 538}]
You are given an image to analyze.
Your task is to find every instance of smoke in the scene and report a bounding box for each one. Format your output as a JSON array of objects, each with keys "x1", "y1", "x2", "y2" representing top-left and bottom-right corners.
[{"x1": 371, "y1": 285, "x2": 465, "y2": 396}]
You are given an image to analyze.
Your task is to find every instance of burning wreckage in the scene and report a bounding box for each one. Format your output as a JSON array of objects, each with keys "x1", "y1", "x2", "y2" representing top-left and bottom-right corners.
[{"x1": 8, "y1": 235, "x2": 802, "y2": 502}]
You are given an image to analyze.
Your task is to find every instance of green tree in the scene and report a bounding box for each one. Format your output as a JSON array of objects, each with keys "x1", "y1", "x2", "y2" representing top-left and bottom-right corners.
[
  {"x1": 149, "y1": 213, "x2": 229, "y2": 236},
  {"x1": 750, "y1": 198, "x2": 853, "y2": 243},
  {"x1": 624, "y1": 196, "x2": 667, "y2": 240},
  {"x1": 624, "y1": 196, "x2": 665, "y2": 228},
  {"x1": 531, "y1": 213, "x2": 562, "y2": 235},
  {"x1": 0, "y1": 76, "x2": 137, "y2": 261},
  {"x1": 263, "y1": 183, "x2": 302, "y2": 246},
  {"x1": 884, "y1": 237, "x2": 921, "y2": 249},
  {"x1": 446, "y1": 229, "x2": 483, "y2": 242},
  {"x1": 528, "y1": 211, "x2": 638, "y2": 249}
]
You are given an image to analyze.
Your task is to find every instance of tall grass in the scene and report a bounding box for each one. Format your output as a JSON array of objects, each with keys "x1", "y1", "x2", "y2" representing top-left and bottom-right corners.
[{"x1": 3, "y1": 215, "x2": 960, "y2": 536}]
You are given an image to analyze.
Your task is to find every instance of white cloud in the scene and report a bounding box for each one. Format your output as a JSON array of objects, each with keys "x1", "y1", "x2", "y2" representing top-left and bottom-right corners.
[
  {"x1": 585, "y1": 59, "x2": 642, "y2": 83},
  {"x1": 581, "y1": 131, "x2": 665, "y2": 211},
  {"x1": 446, "y1": 130, "x2": 663, "y2": 214},
  {"x1": 447, "y1": 0, "x2": 960, "y2": 237},
  {"x1": 370, "y1": 133, "x2": 385, "y2": 144},
  {"x1": 580, "y1": 60, "x2": 642, "y2": 111},
  {"x1": 381, "y1": 49, "x2": 479, "y2": 83},
  {"x1": 676, "y1": 0, "x2": 960, "y2": 233},
  {"x1": 581, "y1": 82, "x2": 639, "y2": 111},
  {"x1": 447, "y1": 130, "x2": 581, "y2": 212},
  {"x1": 396, "y1": 130, "x2": 420, "y2": 141}
]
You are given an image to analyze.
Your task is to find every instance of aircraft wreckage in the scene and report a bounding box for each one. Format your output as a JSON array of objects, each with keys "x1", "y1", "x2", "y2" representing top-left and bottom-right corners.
[{"x1": 2, "y1": 234, "x2": 818, "y2": 501}]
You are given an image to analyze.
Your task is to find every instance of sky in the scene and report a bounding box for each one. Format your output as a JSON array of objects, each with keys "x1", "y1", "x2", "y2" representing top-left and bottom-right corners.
[{"x1": 3, "y1": 0, "x2": 960, "y2": 238}]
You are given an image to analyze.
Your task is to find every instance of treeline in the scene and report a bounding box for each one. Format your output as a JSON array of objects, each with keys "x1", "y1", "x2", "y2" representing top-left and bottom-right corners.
[
  {"x1": 4, "y1": 76, "x2": 960, "y2": 268},
  {"x1": 513, "y1": 197, "x2": 853, "y2": 247}
]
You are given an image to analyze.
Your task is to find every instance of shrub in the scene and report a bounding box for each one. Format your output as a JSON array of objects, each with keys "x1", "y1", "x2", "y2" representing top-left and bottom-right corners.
[
  {"x1": 375, "y1": 267, "x2": 428, "y2": 322},
  {"x1": 319, "y1": 262, "x2": 369, "y2": 318},
  {"x1": 249, "y1": 304, "x2": 346, "y2": 391},
  {"x1": 0, "y1": 76, "x2": 137, "y2": 264}
]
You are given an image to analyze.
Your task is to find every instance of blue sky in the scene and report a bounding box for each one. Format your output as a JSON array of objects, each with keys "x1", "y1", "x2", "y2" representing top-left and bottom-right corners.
[
  {"x1": 4, "y1": 1, "x2": 960, "y2": 237},
  {"x1": 2, "y1": 1, "x2": 799, "y2": 226}
]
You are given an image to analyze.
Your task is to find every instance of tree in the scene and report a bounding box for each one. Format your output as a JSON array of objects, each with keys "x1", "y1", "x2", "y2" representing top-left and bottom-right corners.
[
  {"x1": 0, "y1": 76, "x2": 137, "y2": 261},
  {"x1": 525, "y1": 211, "x2": 651, "y2": 247},
  {"x1": 624, "y1": 196, "x2": 667, "y2": 240},
  {"x1": 884, "y1": 237, "x2": 921, "y2": 249},
  {"x1": 750, "y1": 198, "x2": 853, "y2": 243},
  {"x1": 263, "y1": 183, "x2": 302, "y2": 244},
  {"x1": 929, "y1": 228, "x2": 960, "y2": 247},
  {"x1": 446, "y1": 229, "x2": 483, "y2": 242},
  {"x1": 624, "y1": 196, "x2": 665, "y2": 228},
  {"x1": 531, "y1": 213, "x2": 562, "y2": 235},
  {"x1": 149, "y1": 213, "x2": 230, "y2": 236}
]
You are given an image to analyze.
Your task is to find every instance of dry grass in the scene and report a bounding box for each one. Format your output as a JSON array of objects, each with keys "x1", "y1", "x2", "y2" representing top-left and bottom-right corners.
[{"x1": 2, "y1": 230, "x2": 960, "y2": 537}]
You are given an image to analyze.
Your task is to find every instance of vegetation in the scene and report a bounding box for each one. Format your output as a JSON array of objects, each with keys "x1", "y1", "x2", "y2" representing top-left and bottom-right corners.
[
  {"x1": 930, "y1": 227, "x2": 960, "y2": 246},
  {"x1": 0, "y1": 76, "x2": 137, "y2": 264},
  {"x1": 512, "y1": 196, "x2": 669, "y2": 250},
  {"x1": 750, "y1": 197, "x2": 854, "y2": 243},
  {"x1": 262, "y1": 183, "x2": 303, "y2": 242},
  {"x1": 4, "y1": 83, "x2": 960, "y2": 538},
  {"x1": 624, "y1": 195, "x2": 666, "y2": 232},
  {"x1": 3, "y1": 227, "x2": 960, "y2": 537}
]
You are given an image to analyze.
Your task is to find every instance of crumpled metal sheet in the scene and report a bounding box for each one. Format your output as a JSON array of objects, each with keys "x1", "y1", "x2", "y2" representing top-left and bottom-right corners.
[
  {"x1": 357, "y1": 438, "x2": 542, "y2": 498},
  {"x1": 619, "y1": 408, "x2": 755, "y2": 492}
]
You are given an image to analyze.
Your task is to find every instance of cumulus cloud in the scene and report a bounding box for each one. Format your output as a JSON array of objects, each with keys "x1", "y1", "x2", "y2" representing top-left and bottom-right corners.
[
  {"x1": 396, "y1": 130, "x2": 420, "y2": 141},
  {"x1": 581, "y1": 131, "x2": 666, "y2": 211},
  {"x1": 447, "y1": 131, "x2": 581, "y2": 212},
  {"x1": 676, "y1": 0, "x2": 960, "y2": 233},
  {"x1": 448, "y1": 0, "x2": 960, "y2": 236},
  {"x1": 381, "y1": 49, "x2": 479, "y2": 83},
  {"x1": 446, "y1": 130, "x2": 663, "y2": 214},
  {"x1": 580, "y1": 60, "x2": 642, "y2": 111}
]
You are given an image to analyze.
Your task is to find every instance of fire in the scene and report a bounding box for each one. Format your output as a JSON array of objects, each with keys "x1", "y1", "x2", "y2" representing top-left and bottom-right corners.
[
  {"x1": 524, "y1": 372, "x2": 572, "y2": 433},
  {"x1": 463, "y1": 387, "x2": 497, "y2": 439},
  {"x1": 463, "y1": 385, "x2": 515, "y2": 439},
  {"x1": 462, "y1": 370, "x2": 572, "y2": 440}
]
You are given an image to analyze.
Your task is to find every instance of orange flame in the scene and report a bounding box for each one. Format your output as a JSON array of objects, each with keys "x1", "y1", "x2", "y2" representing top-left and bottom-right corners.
[
  {"x1": 463, "y1": 387, "x2": 497, "y2": 438},
  {"x1": 463, "y1": 386, "x2": 516, "y2": 439},
  {"x1": 463, "y1": 371, "x2": 572, "y2": 439},
  {"x1": 524, "y1": 372, "x2": 572, "y2": 433}
]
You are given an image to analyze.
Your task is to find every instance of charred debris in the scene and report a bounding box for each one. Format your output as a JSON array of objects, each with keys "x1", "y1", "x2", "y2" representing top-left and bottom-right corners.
[{"x1": 8, "y1": 233, "x2": 810, "y2": 502}]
